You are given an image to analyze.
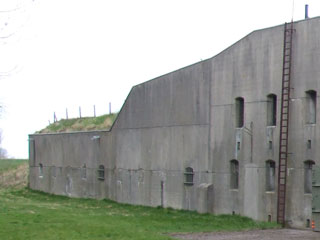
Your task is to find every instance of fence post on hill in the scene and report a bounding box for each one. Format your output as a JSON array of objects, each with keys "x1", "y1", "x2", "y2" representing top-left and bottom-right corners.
[
  {"x1": 79, "y1": 106, "x2": 82, "y2": 119},
  {"x1": 109, "y1": 102, "x2": 111, "y2": 114},
  {"x1": 66, "y1": 108, "x2": 68, "y2": 119},
  {"x1": 53, "y1": 112, "x2": 57, "y2": 123},
  {"x1": 94, "y1": 105, "x2": 96, "y2": 117}
]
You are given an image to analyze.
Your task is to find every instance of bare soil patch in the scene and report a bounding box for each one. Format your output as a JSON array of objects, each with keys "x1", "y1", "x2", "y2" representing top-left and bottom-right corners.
[{"x1": 172, "y1": 229, "x2": 320, "y2": 240}]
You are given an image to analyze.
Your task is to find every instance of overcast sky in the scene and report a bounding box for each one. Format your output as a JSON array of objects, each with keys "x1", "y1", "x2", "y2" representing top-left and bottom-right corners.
[{"x1": 0, "y1": 0, "x2": 319, "y2": 158}]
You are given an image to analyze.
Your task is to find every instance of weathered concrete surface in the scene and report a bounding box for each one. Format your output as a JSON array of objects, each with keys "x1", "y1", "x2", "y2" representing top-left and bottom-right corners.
[{"x1": 29, "y1": 17, "x2": 320, "y2": 228}]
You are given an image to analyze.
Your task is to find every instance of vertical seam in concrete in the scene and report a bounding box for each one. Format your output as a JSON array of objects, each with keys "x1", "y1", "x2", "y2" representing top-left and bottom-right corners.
[{"x1": 208, "y1": 60, "x2": 212, "y2": 182}]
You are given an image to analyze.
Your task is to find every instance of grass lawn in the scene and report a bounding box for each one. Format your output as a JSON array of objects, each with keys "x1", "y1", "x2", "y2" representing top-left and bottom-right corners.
[{"x1": 0, "y1": 160, "x2": 279, "y2": 240}]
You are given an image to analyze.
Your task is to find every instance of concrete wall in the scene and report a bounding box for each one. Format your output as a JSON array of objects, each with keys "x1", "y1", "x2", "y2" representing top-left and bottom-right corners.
[
  {"x1": 30, "y1": 58, "x2": 212, "y2": 211},
  {"x1": 208, "y1": 17, "x2": 320, "y2": 227},
  {"x1": 29, "y1": 17, "x2": 320, "y2": 228},
  {"x1": 209, "y1": 22, "x2": 283, "y2": 222},
  {"x1": 29, "y1": 131, "x2": 114, "y2": 199}
]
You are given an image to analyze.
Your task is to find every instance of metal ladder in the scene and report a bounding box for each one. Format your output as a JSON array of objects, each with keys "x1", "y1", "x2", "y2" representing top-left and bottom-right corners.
[{"x1": 277, "y1": 21, "x2": 294, "y2": 226}]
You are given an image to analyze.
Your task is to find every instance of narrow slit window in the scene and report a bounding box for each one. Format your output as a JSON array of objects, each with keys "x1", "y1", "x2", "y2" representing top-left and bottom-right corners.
[
  {"x1": 268, "y1": 141, "x2": 273, "y2": 150},
  {"x1": 81, "y1": 164, "x2": 87, "y2": 179},
  {"x1": 237, "y1": 141, "x2": 241, "y2": 150},
  {"x1": 306, "y1": 90, "x2": 317, "y2": 124},
  {"x1": 267, "y1": 94, "x2": 277, "y2": 126},
  {"x1": 230, "y1": 160, "x2": 239, "y2": 189},
  {"x1": 39, "y1": 163, "x2": 43, "y2": 178},
  {"x1": 304, "y1": 160, "x2": 315, "y2": 194},
  {"x1": 235, "y1": 97, "x2": 244, "y2": 128},
  {"x1": 184, "y1": 167, "x2": 194, "y2": 185},
  {"x1": 97, "y1": 165, "x2": 105, "y2": 181},
  {"x1": 266, "y1": 160, "x2": 275, "y2": 191}
]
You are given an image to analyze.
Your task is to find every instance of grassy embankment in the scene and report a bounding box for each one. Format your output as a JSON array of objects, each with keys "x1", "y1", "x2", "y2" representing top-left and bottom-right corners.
[
  {"x1": 37, "y1": 113, "x2": 118, "y2": 133},
  {"x1": 0, "y1": 160, "x2": 279, "y2": 240}
]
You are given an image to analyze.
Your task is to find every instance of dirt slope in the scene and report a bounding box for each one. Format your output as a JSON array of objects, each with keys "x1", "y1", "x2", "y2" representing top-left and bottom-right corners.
[{"x1": 0, "y1": 162, "x2": 28, "y2": 188}]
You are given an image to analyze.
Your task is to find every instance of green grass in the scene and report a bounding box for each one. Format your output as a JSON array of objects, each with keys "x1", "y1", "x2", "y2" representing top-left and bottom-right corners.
[
  {"x1": 0, "y1": 188, "x2": 279, "y2": 240},
  {"x1": 0, "y1": 159, "x2": 28, "y2": 174},
  {"x1": 0, "y1": 160, "x2": 279, "y2": 239},
  {"x1": 37, "y1": 113, "x2": 118, "y2": 133}
]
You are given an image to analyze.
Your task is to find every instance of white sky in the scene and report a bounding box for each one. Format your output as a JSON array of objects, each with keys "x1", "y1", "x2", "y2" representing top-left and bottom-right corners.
[{"x1": 0, "y1": 0, "x2": 319, "y2": 159}]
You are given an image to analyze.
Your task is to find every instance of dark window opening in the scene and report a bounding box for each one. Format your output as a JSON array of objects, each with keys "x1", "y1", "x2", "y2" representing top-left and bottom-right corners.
[
  {"x1": 39, "y1": 163, "x2": 43, "y2": 178},
  {"x1": 306, "y1": 219, "x2": 311, "y2": 228},
  {"x1": 237, "y1": 141, "x2": 241, "y2": 150},
  {"x1": 307, "y1": 140, "x2": 312, "y2": 149},
  {"x1": 266, "y1": 160, "x2": 276, "y2": 191},
  {"x1": 235, "y1": 97, "x2": 244, "y2": 128},
  {"x1": 230, "y1": 160, "x2": 239, "y2": 189},
  {"x1": 269, "y1": 141, "x2": 273, "y2": 150},
  {"x1": 306, "y1": 90, "x2": 317, "y2": 124},
  {"x1": 184, "y1": 167, "x2": 194, "y2": 185},
  {"x1": 97, "y1": 165, "x2": 105, "y2": 181},
  {"x1": 81, "y1": 164, "x2": 87, "y2": 179},
  {"x1": 304, "y1": 160, "x2": 315, "y2": 194},
  {"x1": 267, "y1": 94, "x2": 277, "y2": 126}
]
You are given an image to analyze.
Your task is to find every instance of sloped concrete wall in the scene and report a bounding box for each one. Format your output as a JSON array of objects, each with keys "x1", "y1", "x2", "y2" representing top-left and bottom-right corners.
[{"x1": 110, "y1": 60, "x2": 211, "y2": 209}]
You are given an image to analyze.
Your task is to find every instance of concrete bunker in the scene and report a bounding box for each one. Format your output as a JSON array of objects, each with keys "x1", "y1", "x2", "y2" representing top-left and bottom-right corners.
[{"x1": 28, "y1": 17, "x2": 320, "y2": 228}]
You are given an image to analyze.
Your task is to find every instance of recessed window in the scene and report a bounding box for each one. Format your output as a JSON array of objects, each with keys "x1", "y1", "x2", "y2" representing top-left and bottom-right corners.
[
  {"x1": 39, "y1": 163, "x2": 43, "y2": 178},
  {"x1": 306, "y1": 90, "x2": 317, "y2": 124},
  {"x1": 306, "y1": 219, "x2": 311, "y2": 228},
  {"x1": 51, "y1": 166, "x2": 56, "y2": 178},
  {"x1": 304, "y1": 160, "x2": 315, "y2": 194},
  {"x1": 307, "y1": 140, "x2": 312, "y2": 149},
  {"x1": 267, "y1": 94, "x2": 277, "y2": 126},
  {"x1": 237, "y1": 141, "x2": 241, "y2": 150},
  {"x1": 235, "y1": 97, "x2": 244, "y2": 128},
  {"x1": 184, "y1": 167, "x2": 194, "y2": 185},
  {"x1": 266, "y1": 160, "x2": 276, "y2": 191},
  {"x1": 268, "y1": 141, "x2": 273, "y2": 150},
  {"x1": 230, "y1": 160, "x2": 239, "y2": 189},
  {"x1": 81, "y1": 164, "x2": 87, "y2": 179},
  {"x1": 97, "y1": 165, "x2": 105, "y2": 181}
]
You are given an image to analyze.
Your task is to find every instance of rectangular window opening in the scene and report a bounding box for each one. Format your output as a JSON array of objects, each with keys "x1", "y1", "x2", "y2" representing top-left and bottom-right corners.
[
  {"x1": 307, "y1": 140, "x2": 311, "y2": 149},
  {"x1": 304, "y1": 161, "x2": 314, "y2": 194},
  {"x1": 237, "y1": 141, "x2": 241, "y2": 151},
  {"x1": 267, "y1": 94, "x2": 277, "y2": 126},
  {"x1": 266, "y1": 161, "x2": 275, "y2": 191},
  {"x1": 230, "y1": 160, "x2": 239, "y2": 189},
  {"x1": 306, "y1": 90, "x2": 317, "y2": 124},
  {"x1": 184, "y1": 167, "x2": 194, "y2": 185},
  {"x1": 235, "y1": 98, "x2": 244, "y2": 128}
]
